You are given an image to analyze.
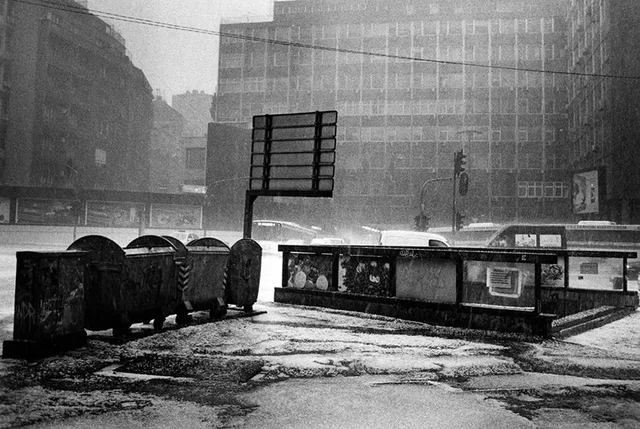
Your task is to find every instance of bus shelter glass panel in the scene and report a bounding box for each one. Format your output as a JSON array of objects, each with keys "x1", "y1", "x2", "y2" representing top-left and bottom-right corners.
[
  {"x1": 338, "y1": 255, "x2": 392, "y2": 297},
  {"x1": 541, "y1": 258, "x2": 565, "y2": 288},
  {"x1": 286, "y1": 252, "x2": 334, "y2": 291},
  {"x1": 463, "y1": 261, "x2": 536, "y2": 309},
  {"x1": 395, "y1": 257, "x2": 457, "y2": 303},
  {"x1": 567, "y1": 256, "x2": 625, "y2": 290}
]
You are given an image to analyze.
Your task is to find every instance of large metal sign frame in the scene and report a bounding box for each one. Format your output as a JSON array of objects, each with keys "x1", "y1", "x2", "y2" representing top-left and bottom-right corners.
[
  {"x1": 244, "y1": 110, "x2": 338, "y2": 238},
  {"x1": 249, "y1": 110, "x2": 337, "y2": 195}
]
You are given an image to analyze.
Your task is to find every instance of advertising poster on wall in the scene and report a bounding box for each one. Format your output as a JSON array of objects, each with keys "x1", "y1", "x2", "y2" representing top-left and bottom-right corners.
[
  {"x1": 487, "y1": 267, "x2": 522, "y2": 298},
  {"x1": 0, "y1": 197, "x2": 10, "y2": 223},
  {"x1": 17, "y1": 198, "x2": 75, "y2": 225},
  {"x1": 86, "y1": 201, "x2": 143, "y2": 227},
  {"x1": 572, "y1": 168, "x2": 600, "y2": 214},
  {"x1": 150, "y1": 204, "x2": 202, "y2": 229}
]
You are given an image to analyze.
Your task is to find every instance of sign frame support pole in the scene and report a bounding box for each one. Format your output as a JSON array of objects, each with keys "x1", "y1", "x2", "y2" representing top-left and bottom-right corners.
[{"x1": 243, "y1": 191, "x2": 258, "y2": 239}]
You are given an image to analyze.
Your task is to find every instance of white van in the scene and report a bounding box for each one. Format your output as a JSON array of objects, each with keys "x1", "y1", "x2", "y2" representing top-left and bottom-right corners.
[
  {"x1": 310, "y1": 237, "x2": 346, "y2": 245},
  {"x1": 379, "y1": 230, "x2": 450, "y2": 247}
]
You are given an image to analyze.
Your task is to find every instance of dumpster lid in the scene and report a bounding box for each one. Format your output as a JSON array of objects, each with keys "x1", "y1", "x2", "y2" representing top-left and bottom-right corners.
[
  {"x1": 16, "y1": 250, "x2": 89, "y2": 258},
  {"x1": 188, "y1": 237, "x2": 231, "y2": 251},
  {"x1": 125, "y1": 235, "x2": 178, "y2": 252},
  {"x1": 161, "y1": 235, "x2": 188, "y2": 257},
  {"x1": 67, "y1": 235, "x2": 125, "y2": 261}
]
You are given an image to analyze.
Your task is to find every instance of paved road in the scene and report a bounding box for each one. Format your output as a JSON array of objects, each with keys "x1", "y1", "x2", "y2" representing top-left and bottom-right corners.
[{"x1": 2, "y1": 302, "x2": 640, "y2": 428}]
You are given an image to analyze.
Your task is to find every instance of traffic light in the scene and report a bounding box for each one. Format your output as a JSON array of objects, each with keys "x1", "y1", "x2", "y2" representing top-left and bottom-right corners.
[
  {"x1": 458, "y1": 171, "x2": 469, "y2": 196},
  {"x1": 453, "y1": 150, "x2": 467, "y2": 176},
  {"x1": 455, "y1": 212, "x2": 465, "y2": 231},
  {"x1": 413, "y1": 213, "x2": 430, "y2": 231}
]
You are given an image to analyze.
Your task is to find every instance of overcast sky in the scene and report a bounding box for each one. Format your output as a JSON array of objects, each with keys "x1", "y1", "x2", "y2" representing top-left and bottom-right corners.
[{"x1": 91, "y1": 0, "x2": 274, "y2": 103}]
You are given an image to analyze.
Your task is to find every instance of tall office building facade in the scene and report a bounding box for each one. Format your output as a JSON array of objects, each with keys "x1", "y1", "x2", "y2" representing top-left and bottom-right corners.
[
  {"x1": 212, "y1": 0, "x2": 569, "y2": 230},
  {"x1": 567, "y1": 0, "x2": 640, "y2": 223}
]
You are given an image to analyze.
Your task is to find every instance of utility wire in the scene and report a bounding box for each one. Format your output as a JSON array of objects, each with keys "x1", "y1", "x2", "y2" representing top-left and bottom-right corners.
[{"x1": 14, "y1": 0, "x2": 640, "y2": 81}]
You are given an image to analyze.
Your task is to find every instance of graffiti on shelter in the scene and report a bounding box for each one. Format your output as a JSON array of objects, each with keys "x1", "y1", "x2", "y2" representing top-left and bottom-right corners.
[
  {"x1": 339, "y1": 255, "x2": 391, "y2": 296},
  {"x1": 287, "y1": 253, "x2": 333, "y2": 290}
]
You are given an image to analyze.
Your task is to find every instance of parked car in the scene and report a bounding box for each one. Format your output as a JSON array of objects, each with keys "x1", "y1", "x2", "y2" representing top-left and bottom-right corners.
[{"x1": 378, "y1": 230, "x2": 450, "y2": 247}]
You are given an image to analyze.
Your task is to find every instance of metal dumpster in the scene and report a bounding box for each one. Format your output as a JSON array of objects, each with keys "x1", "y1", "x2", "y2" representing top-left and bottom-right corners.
[
  {"x1": 226, "y1": 238, "x2": 262, "y2": 312},
  {"x1": 182, "y1": 237, "x2": 231, "y2": 321},
  {"x1": 3, "y1": 250, "x2": 89, "y2": 359},
  {"x1": 122, "y1": 235, "x2": 185, "y2": 332},
  {"x1": 67, "y1": 235, "x2": 129, "y2": 334}
]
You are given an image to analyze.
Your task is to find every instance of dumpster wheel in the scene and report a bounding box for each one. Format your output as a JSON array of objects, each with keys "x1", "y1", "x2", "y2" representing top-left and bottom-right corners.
[
  {"x1": 175, "y1": 310, "x2": 192, "y2": 326},
  {"x1": 210, "y1": 299, "x2": 228, "y2": 319},
  {"x1": 153, "y1": 316, "x2": 165, "y2": 331},
  {"x1": 112, "y1": 323, "x2": 131, "y2": 338}
]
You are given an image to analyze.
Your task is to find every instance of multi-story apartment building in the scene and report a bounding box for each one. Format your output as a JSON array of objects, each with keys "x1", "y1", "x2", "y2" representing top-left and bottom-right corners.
[
  {"x1": 3, "y1": 0, "x2": 152, "y2": 192},
  {"x1": 567, "y1": 0, "x2": 640, "y2": 223},
  {"x1": 212, "y1": 0, "x2": 570, "y2": 230},
  {"x1": 172, "y1": 90, "x2": 212, "y2": 189},
  {"x1": 0, "y1": 0, "x2": 12, "y2": 184},
  {"x1": 150, "y1": 92, "x2": 211, "y2": 195},
  {"x1": 173, "y1": 90, "x2": 214, "y2": 137},
  {"x1": 150, "y1": 97, "x2": 186, "y2": 194}
]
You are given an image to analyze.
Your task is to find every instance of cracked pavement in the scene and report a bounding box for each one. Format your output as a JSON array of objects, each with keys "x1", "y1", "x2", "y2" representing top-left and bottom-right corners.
[{"x1": 2, "y1": 303, "x2": 640, "y2": 428}]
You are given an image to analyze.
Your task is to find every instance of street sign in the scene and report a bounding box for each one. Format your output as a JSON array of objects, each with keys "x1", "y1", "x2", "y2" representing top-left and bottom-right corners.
[{"x1": 249, "y1": 110, "x2": 337, "y2": 197}]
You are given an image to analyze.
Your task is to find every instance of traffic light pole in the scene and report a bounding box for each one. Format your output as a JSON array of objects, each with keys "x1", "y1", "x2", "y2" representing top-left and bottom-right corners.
[
  {"x1": 420, "y1": 176, "x2": 453, "y2": 215},
  {"x1": 452, "y1": 151, "x2": 458, "y2": 234}
]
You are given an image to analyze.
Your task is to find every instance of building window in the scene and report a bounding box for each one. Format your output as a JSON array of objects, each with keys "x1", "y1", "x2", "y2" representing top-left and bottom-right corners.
[
  {"x1": 500, "y1": 18, "x2": 515, "y2": 33},
  {"x1": 95, "y1": 148, "x2": 107, "y2": 166},
  {"x1": 220, "y1": 54, "x2": 243, "y2": 69},
  {"x1": 43, "y1": 105, "x2": 55, "y2": 120},
  {"x1": 517, "y1": 128, "x2": 529, "y2": 141},
  {"x1": 249, "y1": 52, "x2": 265, "y2": 68},
  {"x1": 544, "y1": 182, "x2": 568, "y2": 198},
  {"x1": 186, "y1": 148, "x2": 206, "y2": 170},
  {"x1": 275, "y1": 27, "x2": 290, "y2": 41},
  {"x1": 518, "y1": 181, "x2": 543, "y2": 198},
  {"x1": 544, "y1": 44, "x2": 556, "y2": 60},
  {"x1": 273, "y1": 52, "x2": 288, "y2": 66}
]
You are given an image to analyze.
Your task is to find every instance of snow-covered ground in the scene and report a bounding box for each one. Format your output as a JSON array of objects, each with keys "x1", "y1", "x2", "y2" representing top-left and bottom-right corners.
[{"x1": 567, "y1": 308, "x2": 640, "y2": 356}]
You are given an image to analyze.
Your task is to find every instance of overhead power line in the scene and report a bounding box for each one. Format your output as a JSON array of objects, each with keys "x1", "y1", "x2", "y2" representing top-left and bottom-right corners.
[{"x1": 15, "y1": 0, "x2": 640, "y2": 82}]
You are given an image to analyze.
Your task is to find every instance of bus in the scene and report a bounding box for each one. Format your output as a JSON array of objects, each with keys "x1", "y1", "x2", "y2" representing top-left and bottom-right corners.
[
  {"x1": 486, "y1": 223, "x2": 640, "y2": 252},
  {"x1": 485, "y1": 223, "x2": 640, "y2": 288},
  {"x1": 252, "y1": 220, "x2": 318, "y2": 252}
]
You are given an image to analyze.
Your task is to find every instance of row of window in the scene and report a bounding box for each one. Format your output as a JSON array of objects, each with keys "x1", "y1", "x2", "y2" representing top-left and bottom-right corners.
[
  {"x1": 232, "y1": 18, "x2": 558, "y2": 44},
  {"x1": 218, "y1": 96, "x2": 561, "y2": 124},
  {"x1": 221, "y1": 43, "x2": 559, "y2": 68},
  {"x1": 337, "y1": 126, "x2": 558, "y2": 143},
  {"x1": 219, "y1": 70, "x2": 563, "y2": 94},
  {"x1": 340, "y1": 177, "x2": 569, "y2": 199},
  {"x1": 336, "y1": 97, "x2": 560, "y2": 116},
  {"x1": 49, "y1": 37, "x2": 125, "y2": 88},
  {"x1": 518, "y1": 181, "x2": 569, "y2": 198},
  {"x1": 274, "y1": 1, "x2": 546, "y2": 16},
  {"x1": 276, "y1": 1, "x2": 540, "y2": 14},
  {"x1": 337, "y1": 145, "x2": 562, "y2": 178}
]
